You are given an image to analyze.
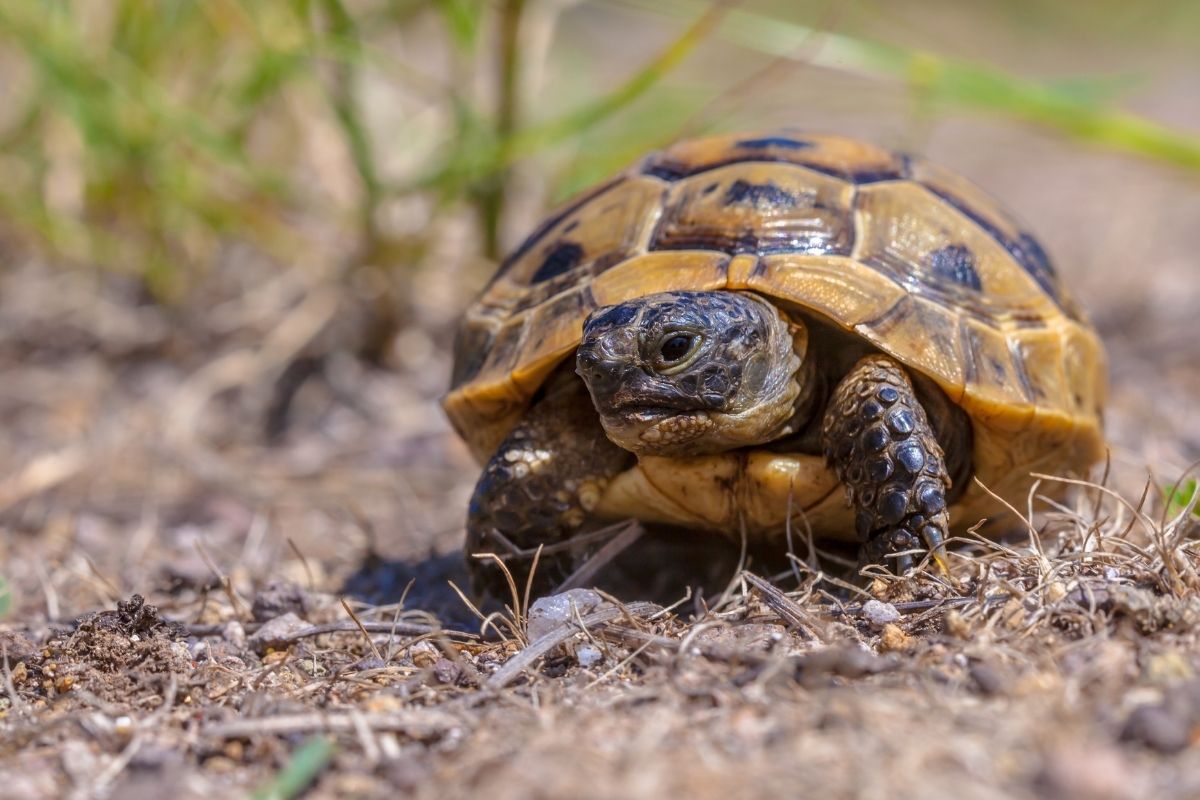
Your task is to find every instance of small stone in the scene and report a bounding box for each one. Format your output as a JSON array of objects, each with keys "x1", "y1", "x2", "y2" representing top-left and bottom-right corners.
[
  {"x1": 1045, "y1": 582, "x2": 1068, "y2": 604},
  {"x1": 247, "y1": 612, "x2": 309, "y2": 654},
  {"x1": 879, "y1": 623, "x2": 913, "y2": 652},
  {"x1": 575, "y1": 644, "x2": 603, "y2": 668},
  {"x1": 527, "y1": 589, "x2": 605, "y2": 641},
  {"x1": 861, "y1": 599, "x2": 900, "y2": 628},
  {"x1": 1142, "y1": 651, "x2": 1193, "y2": 685},
  {"x1": 1122, "y1": 704, "x2": 1191, "y2": 753},
  {"x1": 969, "y1": 661, "x2": 1009, "y2": 696},
  {"x1": 221, "y1": 621, "x2": 246, "y2": 648},
  {"x1": 434, "y1": 657, "x2": 463, "y2": 685},
  {"x1": 1038, "y1": 744, "x2": 1138, "y2": 800},
  {"x1": 944, "y1": 610, "x2": 971, "y2": 638},
  {"x1": 251, "y1": 580, "x2": 309, "y2": 622},
  {"x1": 409, "y1": 641, "x2": 439, "y2": 669},
  {"x1": 1002, "y1": 598, "x2": 1025, "y2": 630}
]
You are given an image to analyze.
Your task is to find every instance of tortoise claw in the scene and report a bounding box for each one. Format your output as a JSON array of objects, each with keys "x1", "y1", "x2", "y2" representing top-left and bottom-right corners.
[{"x1": 920, "y1": 523, "x2": 950, "y2": 574}]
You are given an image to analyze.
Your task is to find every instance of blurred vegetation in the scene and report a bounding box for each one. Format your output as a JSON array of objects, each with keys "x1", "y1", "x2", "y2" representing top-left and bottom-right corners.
[
  {"x1": 1166, "y1": 477, "x2": 1199, "y2": 521},
  {"x1": 251, "y1": 736, "x2": 337, "y2": 800},
  {"x1": 0, "y1": 0, "x2": 1196, "y2": 314}
]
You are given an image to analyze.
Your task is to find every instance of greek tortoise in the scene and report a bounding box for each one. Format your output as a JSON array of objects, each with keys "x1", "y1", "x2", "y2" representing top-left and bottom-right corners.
[{"x1": 443, "y1": 132, "x2": 1106, "y2": 596}]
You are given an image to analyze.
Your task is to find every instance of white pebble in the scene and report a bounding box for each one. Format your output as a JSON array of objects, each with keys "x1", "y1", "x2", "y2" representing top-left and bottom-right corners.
[
  {"x1": 526, "y1": 589, "x2": 605, "y2": 641},
  {"x1": 575, "y1": 644, "x2": 603, "y2": 668},
  {"x1": 862, "y1": 599, "x2": 900, "y2": 628}
]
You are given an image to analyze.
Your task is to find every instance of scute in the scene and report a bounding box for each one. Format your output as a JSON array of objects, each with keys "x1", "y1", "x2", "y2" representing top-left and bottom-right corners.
[
  {"x1": 650, "y1": 162, "x2": 855, "y2": 255},
  {"x1": 853, "y1": 181, "x2": 1056, "y2": 324},
  {"x1": 909, "y1": 158, "x2": 1080, "y2": 319},
  {"x1": 445, "y1": 132, "x2": 1105, "y2": 506}
]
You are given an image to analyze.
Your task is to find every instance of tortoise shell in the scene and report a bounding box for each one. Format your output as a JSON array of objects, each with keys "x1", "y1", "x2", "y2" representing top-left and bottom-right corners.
[{"x1": 444, "y1": 132, "x2": 1106, "y2": 535}]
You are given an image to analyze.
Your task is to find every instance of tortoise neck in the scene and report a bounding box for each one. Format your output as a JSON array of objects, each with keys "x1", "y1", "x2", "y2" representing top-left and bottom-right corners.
[{"x1": 780, "y1": 317, "x2": 825, "y2": 444}]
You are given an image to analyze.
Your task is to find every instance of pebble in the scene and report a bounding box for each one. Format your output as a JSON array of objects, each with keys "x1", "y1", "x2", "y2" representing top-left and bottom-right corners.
[
  {"x1": 246, "y1": 612, "x2": 309, "y2": 653},
  {"x1": 861, "y1": 599, "x2": 900, "y2": 628},
  {"x1": 526, "y1": 589, "x2": 605, "y2": 641},
  {"x1": 575, "y1": 644, "x2": 603, "y2": 668}
]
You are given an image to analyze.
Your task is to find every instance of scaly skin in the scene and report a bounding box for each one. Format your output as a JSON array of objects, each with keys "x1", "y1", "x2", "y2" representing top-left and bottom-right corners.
[
  {"x1": 466, "y1": 371, "x2": 633, "y2": 598},
  {"x1": 821, "y1": 355, "x2": 952, "y2": 573}
]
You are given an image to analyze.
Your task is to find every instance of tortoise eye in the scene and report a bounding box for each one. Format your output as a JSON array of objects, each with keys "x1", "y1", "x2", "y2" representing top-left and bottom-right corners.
[{"x1": 657, "y1": 333, "x2": 699, "y2": 366}]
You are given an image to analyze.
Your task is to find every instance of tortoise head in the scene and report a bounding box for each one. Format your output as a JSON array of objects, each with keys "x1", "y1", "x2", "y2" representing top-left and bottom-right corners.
[{"x1": 576, "y1": 291, "x2": 809, "y2": 456}]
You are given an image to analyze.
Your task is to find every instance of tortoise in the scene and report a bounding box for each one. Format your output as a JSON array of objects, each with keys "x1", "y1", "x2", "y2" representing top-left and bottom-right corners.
[{"x1": 444, "y1": 131, "x2": 1106, "y2": 596}]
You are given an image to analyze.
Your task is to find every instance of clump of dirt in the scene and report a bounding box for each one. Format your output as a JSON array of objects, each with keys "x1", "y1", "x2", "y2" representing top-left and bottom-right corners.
[{"x1": 39, "y1": 595, "x2": 192, "y2": 705}]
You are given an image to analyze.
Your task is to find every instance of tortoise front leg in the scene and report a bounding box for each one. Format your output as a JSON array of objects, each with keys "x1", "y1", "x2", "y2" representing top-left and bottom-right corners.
[
  {"x1": 467, "y1": 372, "x2": 634, "y2": 599},
  {"x1": 821, "y1": 355, "x2": 952, "y2": 574}
]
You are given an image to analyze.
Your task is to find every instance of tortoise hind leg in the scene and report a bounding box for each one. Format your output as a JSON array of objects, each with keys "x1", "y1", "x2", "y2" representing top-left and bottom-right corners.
[
  {"x1": 821, "y1": 355, "x2": 953, "y2": 574},
  {"x1": 467, "y1": 371, "x2": 634, "y2": 599}
]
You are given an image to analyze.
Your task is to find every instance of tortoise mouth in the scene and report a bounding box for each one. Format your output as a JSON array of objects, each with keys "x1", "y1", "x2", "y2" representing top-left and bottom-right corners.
[{"x1": 608, "y1": 400, "x2": 712, "y2": 420}]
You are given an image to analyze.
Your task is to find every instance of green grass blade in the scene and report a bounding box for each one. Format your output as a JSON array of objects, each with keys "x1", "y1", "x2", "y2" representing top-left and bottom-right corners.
[
  {"x1": 418, "y1": 2, "x2": 727, "y2": 196},
  {"x1": 1164, "y1": 477, "x2": 1199, "y2": 519},
  {"x1": 250, "y1": 736, "x2": 336, "y2": 800},
  {"x1": 615, "y1": 0, "x2": 1200, "y2": 172}
]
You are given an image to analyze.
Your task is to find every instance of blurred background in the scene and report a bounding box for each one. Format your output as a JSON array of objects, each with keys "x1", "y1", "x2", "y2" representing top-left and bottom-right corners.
[{"x1": 0, "y1": 0, "x2": 1198, "y2": 618}]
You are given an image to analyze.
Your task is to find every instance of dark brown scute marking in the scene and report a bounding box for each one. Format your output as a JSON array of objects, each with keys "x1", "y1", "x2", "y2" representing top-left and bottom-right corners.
[
  {"x1": 1010, "y1": 232, "x2": 1062, "y2": 300},
  {"x1": 722, "y1": 180, "x2": 798, "y2": 209},
  {"x1": 449, "y1": 324, "x2": 494, "y2": 388},
  {"x1": 735, "y1": 135, "x2": 814, "y2": 150},
  {"x1": 643, "y1": 161, "x2": 691, "y2": 181},
  {"x1": 651, "y1": 173, "x2": 853, "y2": 256},
  {"x1": 530, "y1": 241, "x2": 585, "y2": 283},
  {"x1": 852, "y1": 153, "x2": 913, "y2": 184},
  {"x1": 652, "y1": 225, "x2": 852, "y2": 256},
  {"x1": 642, "y1": 154, "x2": 833, "y2": 181},
  {"x1": 927, "y1": 244, "x2": 982, "y2": 291},
  {"x1": 592, "y1": 250, "x2": 630, "y2": 274},
  {"x1": 850, "y1": 167, "x2": 907, "y2": 184},
  {"x1": 494, "y1": 177, "x2": 621, "y2": 280},
  {"x1": 921, "y1": 182, "x2": 1072, "y2": 313}
]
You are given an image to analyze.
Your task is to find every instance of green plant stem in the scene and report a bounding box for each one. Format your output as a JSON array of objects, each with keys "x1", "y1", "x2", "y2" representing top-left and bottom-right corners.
[{"x1": 479, "y1": 0, "x2": 527, "y2": 259}]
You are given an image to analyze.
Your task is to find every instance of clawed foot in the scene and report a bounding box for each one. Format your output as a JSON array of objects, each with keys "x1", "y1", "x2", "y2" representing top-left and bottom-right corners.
[{"x1": 858, "y1": 514, "x2": 949, "y2": 575}]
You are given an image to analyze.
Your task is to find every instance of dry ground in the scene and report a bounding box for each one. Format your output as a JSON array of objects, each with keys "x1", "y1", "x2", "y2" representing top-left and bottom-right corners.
[{"x1": 3, "y1": 8, "x2": 1200, "y2": 800}]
